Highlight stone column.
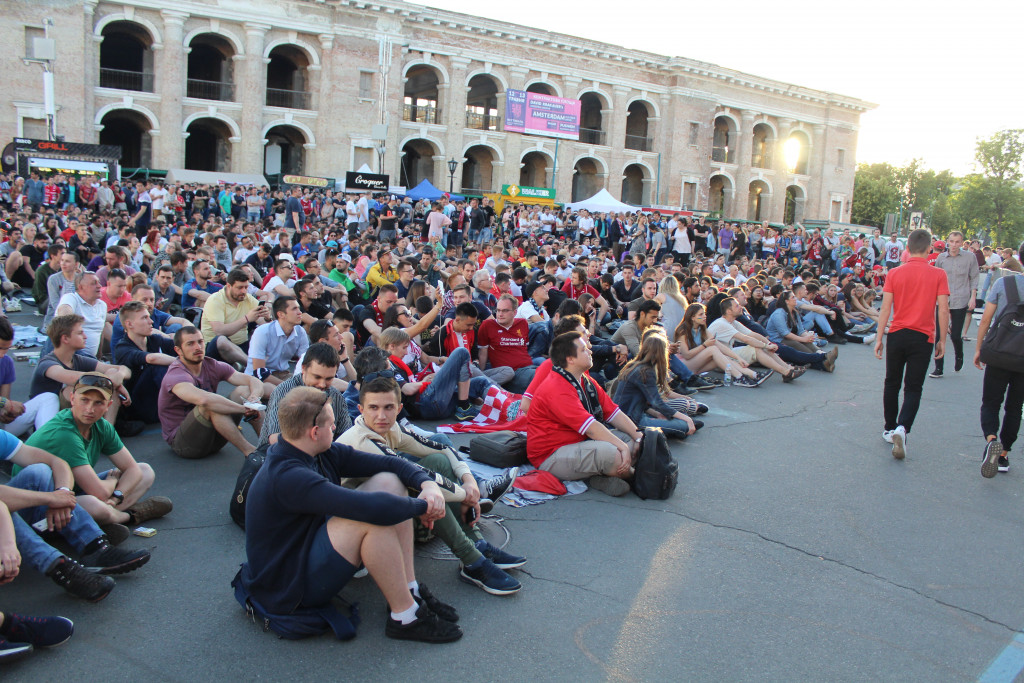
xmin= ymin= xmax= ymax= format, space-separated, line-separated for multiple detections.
xmin=502 ymin=66 xmax=530 ymax=188
xmin=154 ymin=11 xmax=187 ymax=169
xmin=83 ymin=0 xmax=99 ymax=143
xmin=773 ymin=117 xmax=795 ymax=222
xmin=733 ymin=110 xmax=755 ymax=220
xmin=808 ymin=123 xmax=827 ymax=219
xmin=446 ymin=57 xmax=471 ymax=167
xmin=240 ymin=23 xmax=270 ymax=173
xmin=310 ymin=33 xmax=335 ymax=176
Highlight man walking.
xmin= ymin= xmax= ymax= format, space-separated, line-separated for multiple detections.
xmin=929 ymin=231 xmax=978 ymax=377
xmin=874 ymin=229 xmax=951 ymax=460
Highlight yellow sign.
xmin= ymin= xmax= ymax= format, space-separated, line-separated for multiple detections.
xmin=283 ymin=175 xmax=330 ymax=188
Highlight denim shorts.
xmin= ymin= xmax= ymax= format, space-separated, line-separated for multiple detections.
xmin=300 ymin=521 xmax=360 ymax=607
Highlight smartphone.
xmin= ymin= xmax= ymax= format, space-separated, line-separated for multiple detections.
xmin=464 ymin=506 xmax=477 ymax=525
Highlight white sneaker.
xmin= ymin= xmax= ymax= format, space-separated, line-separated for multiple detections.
xmin=891 ymin=425 xmax=907 ymax=460
xmin=882 ymin=429 xmax=894 ymax=443
xmin=861 ymin=333 xmax=877 ymax=345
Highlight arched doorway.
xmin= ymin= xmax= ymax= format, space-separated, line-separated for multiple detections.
xmin=526 ymin=82 xmax=554 ymax=96
xmin=185 ymin=118 xmax=232 ymax=172
xmin=187 ymin=33 xmax=235 ymax=101
xmin=99 ymin=110 xmax=151 ymax=168
xmin=264 ymin=125 xmax=307 ymax=177
xmin=404 ymin=66 xmax=442 ymax=124
xmin=99 ymin=21 xmax=154 ymax=92
xmin=461 ymin=146 xmax=495 ymax=195
xmin=784 ymin=131 xmax=811 ymax=175
xmin=621 ymin=164 xmax=648 ymax=206
xmin=400 ymin=139 xmax=438 ymax=189
xmin=751 ymin=123 xmax=773 ymax=169
xmin=712 ymin=116 xmax=737 ymax=163
xmin=709 ymin=174 xmax=732 ymax=215
xmin=748 ymin=180 xmax=770 ymax=221
xmin=625 ymin=101 xmax=653 ymax=151
xmin=579 ymin=92 xmax=606 ymax=146
xmin=519 ymin=151 xmax=550 ymax=188
xmin=572 ymin=158 xmax=603 ymax=203
xmin=266 ymin=45 xmax=311 ymax=109
xmin=785 ymin=185 xmax=805 ymax=224
xmin=466 ymin=74 xmax=500 ymax=131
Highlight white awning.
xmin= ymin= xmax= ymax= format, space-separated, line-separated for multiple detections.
xmin=29 ymin=157 xmax=109 ymax=174
xmin=164 ymin=169 xmax=269 ymax=186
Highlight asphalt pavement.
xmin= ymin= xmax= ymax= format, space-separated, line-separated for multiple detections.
xmin=2 ymin=309 xmax=1022 ymax=682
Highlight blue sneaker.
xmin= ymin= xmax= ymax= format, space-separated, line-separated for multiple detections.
xmin=459 ymin=557 xmax=521 ymax=595
xmin=455 ymin=404 xmax=480 ymax=421
xmin=4 ymin=614 xmax=74 ymax=649
xmin=0 ymin=637 xmax=32 ymax=663
xmin=475 ymin=539 xmax=527 ymax=570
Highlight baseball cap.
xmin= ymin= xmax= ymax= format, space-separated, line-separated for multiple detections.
xmin=340 ymin=252 xmax=353 ymax=263
xmin=933 ymin=240 xmax=946 ymax=250
xmin=326 ymin=240 xmax=339 ymax=248
xmin=840 ymin=268 xmax=854 ymax=277
xmin=74 ymin=372 xmax=114 ymax=400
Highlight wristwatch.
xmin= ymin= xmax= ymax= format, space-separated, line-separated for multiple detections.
xmin=112 ymin=490 xmax=125 ymax=504
xmin=56 ymin=486 xmax=72 ymax=493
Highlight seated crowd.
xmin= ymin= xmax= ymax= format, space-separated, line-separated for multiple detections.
xmin=0 ymin=185 xmax=890 ymax=653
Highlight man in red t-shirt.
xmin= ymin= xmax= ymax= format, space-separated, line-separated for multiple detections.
xmin=874 ymin=229 xmax=950 ymax=460
xmin=477 ymin=294 xmax=536 ymax=394
xmin=525 ymin=332 xmax=643 ymax=496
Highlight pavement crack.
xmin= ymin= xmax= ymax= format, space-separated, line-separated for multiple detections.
xmin=572 ymin=497 xmax=1020 ymax=634
xmin=518 ymin=568 xmax=621 ymax=601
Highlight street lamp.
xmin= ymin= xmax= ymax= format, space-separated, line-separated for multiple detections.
xmin=447 ymin=158 xmax=458 ymax=193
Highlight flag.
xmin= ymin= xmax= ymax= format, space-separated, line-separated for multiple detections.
xmin=436 ymin=385 xmax=527 ymax=434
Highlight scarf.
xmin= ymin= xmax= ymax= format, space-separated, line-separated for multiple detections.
xmin=551 ymin=364 xmax=603 ymax=423
xmin=371 ymin=300 xmax=385 ymax=327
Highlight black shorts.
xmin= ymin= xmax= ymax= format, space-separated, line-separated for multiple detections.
xmin=205 ymin=335 xmax=249 ymax=361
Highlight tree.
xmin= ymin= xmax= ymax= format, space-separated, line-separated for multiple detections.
xmin=973 ymin=129 xmax=1024 ymax=246
xmin=851 ymin=162 xmax=900 ymax=227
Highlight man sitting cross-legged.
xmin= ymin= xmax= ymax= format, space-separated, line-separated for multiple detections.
xmin=25 ymin=372 xmax=172 ymax=528
xmin=336 ymin=377 xmax=522 ymax=595
xmin=1 ymin=430 xmax=151 ymax=603
xmin=235 ymin=386 xmax=463 ymax=643
xmin=113 ymin=301 xmax=176 ymax=425
xmin=158 ymin=326 xmax=266 ymax=459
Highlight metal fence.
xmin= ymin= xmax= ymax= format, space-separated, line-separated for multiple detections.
xmin=465 ymin=111 xmax=499 ymax=131
xmin=99 ymin=68 xmax=154 ymax=92
xmin=186 ymin=78 xmax=235 ymax=102
xmin=266 ymin=88 xmax=312 ymax=109
xmin=404 ymin=104 xmax=440 ymax=124
xmin=579 ymin=128 xmax=607 ymax=146
xmin=625 ymin=134 xmax=653 ymax=152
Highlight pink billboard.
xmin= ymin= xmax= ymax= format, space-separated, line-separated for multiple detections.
xmin=504 ymin=89 xmax=581 ymax=140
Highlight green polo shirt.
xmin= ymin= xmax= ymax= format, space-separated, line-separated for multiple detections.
xmin=22 ymin=409 xmax=123 ymax=474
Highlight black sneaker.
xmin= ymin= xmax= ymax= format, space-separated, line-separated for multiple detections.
xmin=80 ymin=543 xmax=151 ymax=576
xmin=687 ymin=376 xmax=717 ymax=391
xmin=459 ymin=557 xmax=522 ymax=595
xmin=928 ymin=369 xmax=943 ymax=378
xmin=954 ymin=355 xmax=964 ymax=372
xmin=694 ymin=403 xmax=709 ymax=415
xmin=385 ymin=605 xmax=463 ymax=643
xmin=480 ymin=468 xmax=518 ymax=509
xmin=697 ymin=373 xmax=724 ymax=387
xmin=999 ymin=456 xmax=1010 ymax=473
xmin=0 ymin=637 xmax=32 ymax=663
xmin=475 ymin=539 xmax=527 ymax=569
xmin=46 ymin=557 xmax=115 ymax=602
xmin=415 ymin=583 xmax=458 ymax=623
xmin=4 ymin=614 xmax=74 ymax=649
xmin=982 ymin=440 xmax=1003 ymax=479
xmin=734 ymin=375 xmax=759 ymax=388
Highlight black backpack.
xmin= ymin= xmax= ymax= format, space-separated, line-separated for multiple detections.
xmin=230 ymin=444 xmax=270 ymax=529
xmin=469 ymin=431 xmax=528 ymax=469
xmin=980 ymin=276 xmax=1024 ymax=374
xmin=630 ymin=427 xmax=678 ymax=500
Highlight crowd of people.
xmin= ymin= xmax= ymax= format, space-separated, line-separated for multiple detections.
xmin=0 ymin=170 xmax=1018 ymax=653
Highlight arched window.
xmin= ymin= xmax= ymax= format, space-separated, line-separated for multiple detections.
xmin=625 ymin=101 xmax=653 ymax=151
xmin=751 ymin=123 xmax=773 ymax=169
xmin=712 ymin=116 xmax=737 ymax=163
xmin=264 ymin=126 xmax=307 ymax=177
xmin=404 ymin=66 xmax=442 ymax=124
xmin=519 ymin=152 xmax=550 ymax=188
xmin=579 ymin=93 xmax=606 ymax=146
xmin=266 ymin=45 xmax=311 ymax=109
xmin=572 ymin=158 xmax=603 ymax=202
xmin=99 ymin=21 xmax=154 ymax=92
xmin=400 ymin=139 xmax=439 ymax=188
xmin=187 ymin=34 xmax=235 ymax=101
xmin=466 ymin=75 xmax=500 ymax=131
xmin=99 ymin=110 xmax=151 ymax=168
xmin=461 ymin=146 xmax=496 ymax=194
xmin=185 ymin=119 xmax=233 ymax=172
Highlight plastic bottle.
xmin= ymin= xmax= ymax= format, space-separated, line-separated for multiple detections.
xmin=723 ymin=363 xmax=733 ymax=386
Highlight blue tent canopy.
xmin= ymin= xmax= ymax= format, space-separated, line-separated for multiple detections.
xmin=404 ymin=179 xmax=464 ymax=202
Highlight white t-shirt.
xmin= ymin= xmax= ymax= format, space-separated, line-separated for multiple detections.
xmin=57 ymin=293 xmax=107 ymax=357
xmin=884 ymin=241 xmax=902 ymax=262
xmin=149 ymin=187 xmax=167 ymax=212
xmin=346 ymin=200 xmax=358 ymax=223
xmin=516 ymin=299 xmax=549 ymax=322
xmin=577 ymin=216 xmax=595 ymax=237
xmin=673 ymin=226 xmax=691 ymax=254
xmin=708 ymin=317 xmax=752 ymax=348
xmin=263 ymin=276 xmax=296 ymax=299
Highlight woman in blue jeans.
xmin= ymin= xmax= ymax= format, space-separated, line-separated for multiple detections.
xmin=611 ymin=332 xmax=698 ymax=440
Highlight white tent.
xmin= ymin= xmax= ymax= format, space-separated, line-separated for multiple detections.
xmin=566 ymin=188 xmax=638 ymax=213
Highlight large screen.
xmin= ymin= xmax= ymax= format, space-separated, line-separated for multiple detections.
xmin=505 ymin=90 xmax=581 ymax=141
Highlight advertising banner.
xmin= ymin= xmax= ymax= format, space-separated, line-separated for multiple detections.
xmin=501 ymin=184 xmax=556 ymax=200
xmin=504 ymin=90 xmax=581 ymax=140
xmin=345 ymin=171 xmax=389 ymax=193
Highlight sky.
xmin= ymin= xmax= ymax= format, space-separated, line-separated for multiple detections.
xmin=410 ymin=0 xmax=1022 ymax=175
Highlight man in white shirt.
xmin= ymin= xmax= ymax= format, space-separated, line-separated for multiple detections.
xmin=577 ymin=210 xmax=595 ymax=240
xmin=356 ymin=193 xmax=370 ymax=232
xmin=55 ymin=272 xmax=108 ymax=358
xmin=149 ymin=182 xmax=167 ymax=216
xmin=345 ymin=194 xmax=359 ymax=234
xmin=708 ymin=296 xmax=801 ymax=382
xmin=262 ymin=259 xmax=297 ymax=301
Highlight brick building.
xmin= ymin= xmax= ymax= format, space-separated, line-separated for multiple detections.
xmin=3 ymin=0 xmax=875 ymax=222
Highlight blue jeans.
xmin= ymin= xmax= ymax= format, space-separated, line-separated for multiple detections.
xmin=417 ymin=348 xmax=492 ymax=419
xmin=9 ymin=463 xmax=103 ymax=573
xmin=527 ymin=322 xmax=551 ymax=359
xmin=668 ymin=355 xmax=694 ymax=382
xmin=775 ymin=344 xmax=826 ymax=370
xmin=506 ymin=366 xmax=536 ymax=394
xmin=478 ymin=227 xmax=493 ymax=244
xmin=639 ymin=415 xmax=691 ymax=440
xmin=802 ymin=311 xmax=834 ymax=336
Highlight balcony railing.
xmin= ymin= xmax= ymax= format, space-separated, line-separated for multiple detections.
xmin=579 ymin=128 xmax=607 ymax=146
xmin=266 ymin=88 xmax=312 ymax=109
xmin=99 ymin=68 xmax=154 ymax=92
xmin=187 ymin=78 xmax=235 ymax=102
xmin=711 ymin=146 xmax=735 ymax=163
xmin=404 ymin=103 xmax=440 ymax=124
xmin=751 ymin=151 xmax=773 ymax=169
xmin=625 ymin=134 xmax=653 ymax=152
xmin=465 ymin=111 xmax=499 ymax=131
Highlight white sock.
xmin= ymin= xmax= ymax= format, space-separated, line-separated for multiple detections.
xmin=408 ymin=580 xmax=420 ymax=598
xmin=391 ymin=603 xmax=419 ymax=625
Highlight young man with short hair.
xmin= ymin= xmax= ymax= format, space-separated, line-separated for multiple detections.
xmin=477 ymin=294 xmax=536 ymax=394
xmin=337 ymin=376 xmax=522 ymax=594
xmin=873 ymin=228 xmax=950 ymax=459
xmin=158 ymin=326 xmax=266 ymax=458
xmin=112 ymin=301 xmax=176 ymax=424
xmin=245 ymin=296 xmax=310 ymax=387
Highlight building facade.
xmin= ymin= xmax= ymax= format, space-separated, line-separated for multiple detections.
xmin=3 ymin=0 xmax=875 ymax=223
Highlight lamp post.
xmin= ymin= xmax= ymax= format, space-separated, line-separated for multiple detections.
xmin=447 ymin=158 xmax=458 ymax=193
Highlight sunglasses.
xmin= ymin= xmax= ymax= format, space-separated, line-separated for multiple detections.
xmin=75 ymin=374 xmax=113 ymax=393
xmin=362 ymin=369 xmax=396 ymax=383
